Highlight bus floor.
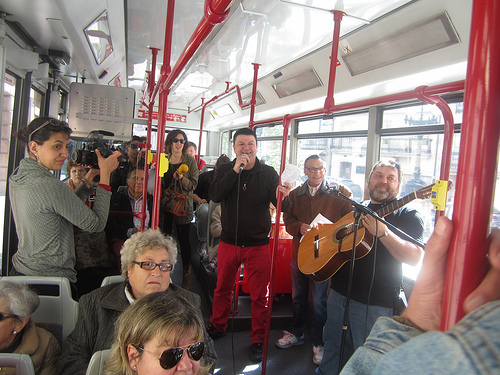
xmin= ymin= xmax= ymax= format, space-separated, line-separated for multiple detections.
xmin=188 ymin=266 xmax=319 ymax=375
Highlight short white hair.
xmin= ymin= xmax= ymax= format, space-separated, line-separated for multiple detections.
xmin=120 ymin=229 xmax=177 ymax=277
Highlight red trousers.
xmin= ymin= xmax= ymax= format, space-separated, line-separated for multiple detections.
xmin=210 ymin=240 xmax=270 ymax=343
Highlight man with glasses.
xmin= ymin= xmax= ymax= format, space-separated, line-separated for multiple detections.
xmin=276 ymin=155 xmax=353 ymax=366
xmin=106 ymin=168 xmax=152 ymax=264
xmin=110 ymin=135 xmax=146 ymax=192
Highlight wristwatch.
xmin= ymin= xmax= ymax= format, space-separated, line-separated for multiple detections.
xmin=379 ymin=230 xmax=389 ymax=238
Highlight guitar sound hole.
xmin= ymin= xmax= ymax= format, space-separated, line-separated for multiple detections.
xmin=336 ymin=227 xmax=349 ymax=241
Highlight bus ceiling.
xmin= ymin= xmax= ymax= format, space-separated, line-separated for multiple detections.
xmin=0 ymin=0 xmax=471 ymax=131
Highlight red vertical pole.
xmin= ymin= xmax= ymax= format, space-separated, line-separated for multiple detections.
xmin=151 ymin=0 xmax=176 ymax=229
xmin=261 ymin=115 xmax=290 ymax=375
xmin=324 ymin=10 xmax=344 ymax=112
xmin=441 ymin=0 xmax=500 ymax=330
xmin=249 ymin=63 xmax=261 ymax=126
xmin=141 ymin=47 xmax=159 ymax=231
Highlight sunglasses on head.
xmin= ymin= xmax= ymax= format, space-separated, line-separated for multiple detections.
xmin=136 ymin=341 xmax=204 ymax=370
xmin=28 ymin=119 xmax=69 ymax=143
xmin=0 ymin=312 xmax=17 ymax=322
xmin=172 ymin=138 xmax=185 ymax=144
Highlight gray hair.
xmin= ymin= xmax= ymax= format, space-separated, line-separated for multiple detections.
xmin=120 ymin=229 xmax=178 ymax=277
xmin=0 ymin=280 xmax=40 ymax=320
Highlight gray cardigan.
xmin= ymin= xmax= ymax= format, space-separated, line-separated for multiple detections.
xmin=9 ymin=158 xmax=111 ymax=282
xmin=57 ymin=282 xmax=217 ymax=375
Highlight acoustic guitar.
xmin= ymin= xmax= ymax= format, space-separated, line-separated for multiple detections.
xmin=298 ymin=182 xmax=451 ymax=282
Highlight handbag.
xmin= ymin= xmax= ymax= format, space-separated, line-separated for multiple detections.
xmin=161 ymin=178 xmax=188 ymax=217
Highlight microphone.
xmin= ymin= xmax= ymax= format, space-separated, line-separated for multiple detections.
xmin=178 ymin=164 xmax=189 ymax=175
xmin=239 ymin=163 xmax=245 ymax=173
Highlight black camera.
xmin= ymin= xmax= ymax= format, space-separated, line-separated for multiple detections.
xmin=71 ymin=131 xmax=128 ymax=169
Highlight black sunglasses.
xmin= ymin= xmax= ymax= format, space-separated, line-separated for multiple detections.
xmin=172 ymin=138 xmax=185 ymax=144
xmin=131 ymin=261 xmax=173 ymax=272
xmin=137 ymin=341 xmax=204 ymax=370
xmin=28 ymin=119 xmax=69 ymax=143
xmin=0 ymin=312 xmax=17 ymax=322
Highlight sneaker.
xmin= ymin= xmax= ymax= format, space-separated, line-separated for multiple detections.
xmin=207 ymin=322 xmax=226 ymax=340
xmin=312 ymin=345 xmax=324 ymax=365
xmin=198 ymin=242 xmax=207 ymax=257
xmin=275 ymin=330 xmax=305 ymax=348
xmin=250 ymin=342 xmax=263 ymax=362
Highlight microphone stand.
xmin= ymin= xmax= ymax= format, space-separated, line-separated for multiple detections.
xmin=332 ymin=189 xmax=425 ymax=373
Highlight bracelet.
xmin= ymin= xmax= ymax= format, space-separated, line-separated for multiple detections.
xmin=378 ymin=230 xmax=389 ymax=238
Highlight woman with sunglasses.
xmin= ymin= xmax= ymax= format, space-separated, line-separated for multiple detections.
xmin=106 ymin=292 xmax=208 ymax=375
xmin=8 ymin=117 xmax=120 ymax=290
xmin=58 ymin=229 xmax=216 ymax=375
xmin=162 ymin=130 xmax=199 ymax=289
xmin=0 ymin=280 xmax=60 ymax=375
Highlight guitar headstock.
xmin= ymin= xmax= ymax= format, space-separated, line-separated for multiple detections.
xmin=416 ymin=180 xmax=453 ymax=199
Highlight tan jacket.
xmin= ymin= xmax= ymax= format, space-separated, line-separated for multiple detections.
xmin=1 ymin=320 xmax=61 ymax=375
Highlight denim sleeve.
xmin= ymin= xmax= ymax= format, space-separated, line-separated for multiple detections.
xmin=341 ymin=302 xmax=500 ymax=375
xmin=340 ymin=316 xmax=422 ymax=374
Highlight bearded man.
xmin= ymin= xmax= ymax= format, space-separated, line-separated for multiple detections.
xmin=318 ymin=159 xmax=424 ymax=375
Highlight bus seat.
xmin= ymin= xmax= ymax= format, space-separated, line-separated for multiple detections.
xmin=206 ymin=201 xmax=220 ymax=260
xmin=100 ymin=275 xmax=125 ymax=287
xmin=85 ymin=349 xmax=111 ymax=375
xmin=0 ymin=353 xmax=35 ymax=375
xmin=0 ymin=276 xmax=78 ymax=347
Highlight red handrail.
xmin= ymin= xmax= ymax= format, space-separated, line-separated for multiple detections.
xmin=441 ymin=0 xmax=500 ymax=330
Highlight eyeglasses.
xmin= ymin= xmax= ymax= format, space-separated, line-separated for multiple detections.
xmin=136 ymin=341 xmax=204 ymax=370
xmin=305 ymin=167 xmax=325 ymax=173
xmin=172 ymin=138 xmax=186 ymax=144
xmin=0 ymin=312 xmax=17 ymax=322
xmin=131 ymin=261 xmax=173 ymax=272
xmin=28 ymin=119 xmax=68 ymax=143
xmin=129 ymin=176 xmax=145 ymax=182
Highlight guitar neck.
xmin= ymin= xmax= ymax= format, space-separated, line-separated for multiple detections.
xmin=377 ymin=192 xmax=417 ymax=218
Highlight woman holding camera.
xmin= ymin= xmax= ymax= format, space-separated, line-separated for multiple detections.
xmin=8 ymin=117 xmax=120 ymax=294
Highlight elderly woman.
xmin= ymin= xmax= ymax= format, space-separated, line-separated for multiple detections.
xmin=57 ymin=229 xmax=216 ymax=375
xmin=0 ymin=280 xmax=60 ymax=375
xmin=106 ymin=292 xmax=209 ymax=375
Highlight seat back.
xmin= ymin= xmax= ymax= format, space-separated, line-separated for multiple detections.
xmin=0 ymin=276 xmax=78 ymax=346
xmin=100 ymin=275 xmax=125 ymax=287
xmin=85 ymin=349 xmax=111 ymax=375
xmin=206 ymin=201 xmax=221 ymax=258
xmin=0 ymin=353 xmax=36 ymax=375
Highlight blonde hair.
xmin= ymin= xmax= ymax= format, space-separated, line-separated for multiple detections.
xmin=105 ymin=292 xmax=208 ymax=375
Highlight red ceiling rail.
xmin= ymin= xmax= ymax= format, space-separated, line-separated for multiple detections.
xmin=441 ymin=0 xmax=500 ymax=330
xmin=148 ymin=0 xmax=232 ymax=106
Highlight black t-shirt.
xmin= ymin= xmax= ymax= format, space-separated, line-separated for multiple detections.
xmin=330 ymin=201 xmax=424 ymax=308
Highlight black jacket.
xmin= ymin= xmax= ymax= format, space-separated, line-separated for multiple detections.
xmin=210 ymin=158 xmax=290 ymax=247
xmin=105 ymin=189 xmax=153 ymax=241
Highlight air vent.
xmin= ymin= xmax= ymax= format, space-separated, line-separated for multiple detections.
xmin=272 ymin=68 xmax=323 ymax=99
xmin=343 ymin=12 xmax=460 ymax=76
xmin=243 ymin=91 xmax=266 ymax=106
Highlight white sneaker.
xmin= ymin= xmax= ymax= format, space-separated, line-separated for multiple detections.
xmin=275 ymin=331 xmax=305 ymax=349
xmin=313 ymin=345 xmax=324 ymax=365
